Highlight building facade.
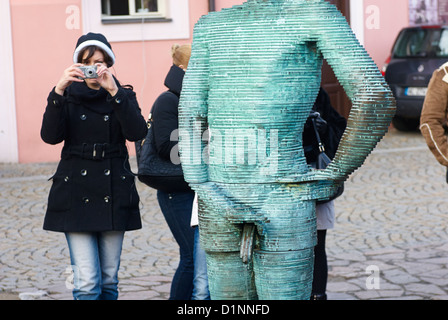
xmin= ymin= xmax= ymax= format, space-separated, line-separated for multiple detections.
xmin=1 ymin=0 xmax=410 ymax=163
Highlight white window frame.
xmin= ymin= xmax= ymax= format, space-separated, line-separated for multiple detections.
xmin=82 ymin=0 xmax=190 ymax=42
xmin=102 ymin=0 xmax=168 ymax=22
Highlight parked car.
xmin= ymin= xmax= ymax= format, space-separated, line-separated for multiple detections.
xmin=383 ymin=25 xmax=448 ymax=131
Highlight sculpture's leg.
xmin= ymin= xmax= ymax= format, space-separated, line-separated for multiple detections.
xmin=197 ymin=193 xmax=258 ymax=300
xmin=253 ymin=248 xmax=314 ymax=300
xmin=254 ymin=188 xmax=317 ymax=300
xmin=205 ymin=251 xmax=258 ymax=300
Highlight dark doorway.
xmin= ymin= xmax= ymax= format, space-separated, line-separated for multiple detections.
xmin=322 ymin=0 xmax=352 ymax=118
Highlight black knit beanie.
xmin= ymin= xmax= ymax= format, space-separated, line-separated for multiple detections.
xmin=73 ymin=33 xmax=116 ymax=67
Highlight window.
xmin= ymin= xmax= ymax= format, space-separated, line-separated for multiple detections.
xmin=82 ymin=0 xmax=190 ymax=42
xmin=439 ymin=30 xmax=448 ymax=56
xmin=101 ymin=0 xmax=168 ymax=23
xmin=393 ymin=27 xmax=448 ymax=58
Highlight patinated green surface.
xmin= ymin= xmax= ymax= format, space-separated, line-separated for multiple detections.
xmin=179 ymin=0 xmax=396 ymax=300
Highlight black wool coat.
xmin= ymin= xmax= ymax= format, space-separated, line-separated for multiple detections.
xmin=150 ymin=64 xmax=192 ymax=193
xmin=41 ymin=80 xmax=148 ymax=232
xmin=303 ymin=88 xmax=347 ymax=163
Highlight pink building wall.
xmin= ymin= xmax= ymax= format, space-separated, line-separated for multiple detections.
xmin=11 ymin=0 xmax=82 ymax=163
xmin=363 ymin=0 xmax=409 ymax=70
xmin=10 ymin=0 xmax=208 ymax=163
xmin=7 ymin=0 xmax=410 ymax=163
xmin=215 ymin=0 xmax=244 ymax=9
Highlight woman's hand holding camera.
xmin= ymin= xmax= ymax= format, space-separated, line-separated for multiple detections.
xmin=95 ymin=64 xmax=118 ymax=97
xmin=55 ymin=64 xmax=85 ymax=96
xmin=55 ymin=63 xmax=118 ymax=97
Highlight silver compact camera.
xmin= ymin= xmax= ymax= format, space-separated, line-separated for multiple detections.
xmin=78 ymin=65 xmax=98 ymax=79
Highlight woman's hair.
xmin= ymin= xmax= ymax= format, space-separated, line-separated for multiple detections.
xmin=77 ymin=46 xmax=114 ymax=68
xmin=171 ymin=44 xmax=192 ymax=68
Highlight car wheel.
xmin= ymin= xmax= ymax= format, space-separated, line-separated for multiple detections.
xmin=392 ymin=116 xmax=420 ymax=131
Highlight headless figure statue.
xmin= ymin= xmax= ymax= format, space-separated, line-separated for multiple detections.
xmin=179 ymin=0 xmax=395 ymax=300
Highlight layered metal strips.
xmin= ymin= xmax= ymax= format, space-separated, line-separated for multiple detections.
xmin=179 ymin=0 xmax=396 ymax=300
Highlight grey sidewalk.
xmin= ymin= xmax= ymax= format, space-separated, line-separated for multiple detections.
xmin=1 ymin=128 xmax=448 ymax=300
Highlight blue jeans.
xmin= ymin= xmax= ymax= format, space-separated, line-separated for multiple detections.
xmin=65 ymin=231 xmax=124 ymax=300
xmin=192 ymin=226 xmax=210 ymax=300
xmin=157 ymin=190 xmax=195 ymax=300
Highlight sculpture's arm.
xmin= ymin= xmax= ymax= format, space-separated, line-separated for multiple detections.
xmin=308 ymin=1 xmax=396 ymax=181
xmin=179 ymin=17 xmax=210 ymax=185
xmin=179 ymin=16 xmax=265 ymax=222
xmin=178 ymin=16 xmax=250 ymax=216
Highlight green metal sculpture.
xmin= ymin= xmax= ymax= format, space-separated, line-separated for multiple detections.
xmin=179 ymin=0 xmax=395 ymax=300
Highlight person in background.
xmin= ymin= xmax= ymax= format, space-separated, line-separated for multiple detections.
xmin=420 ymin=62 xmax=448 ymax=173
xmin=41 ymin=32 xmax=147 ymax=300
xmin=303 ymin=88 xmax=347 ymax=300
xmin=151 ymin=44 xmax=196 ymax=300
xmin=190 ymin=195 xmax=210 ymax=300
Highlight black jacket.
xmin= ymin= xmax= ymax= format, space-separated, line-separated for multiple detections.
xmin=41 ymin=80 xmax=147 ymax=232
xmin=303 ymin=88 xmax=347 ymax=163
xmin=150 ymin=65 xmax=192 ymax=193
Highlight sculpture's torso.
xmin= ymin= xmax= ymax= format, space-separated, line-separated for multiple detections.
xmin=200 ymin=3 xmax=323 ymax=183
xmin=178 ymin=0 xmax=396 ymax=300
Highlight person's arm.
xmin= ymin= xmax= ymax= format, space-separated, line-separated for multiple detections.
xmin=179 ymin=16 xmax=260 ymax=219
xmin=108 ymin=86 xmax=148 ymax=142
xmin=95 ymin=65 xmax=147 ymax=142
xmin=41 ymin=64 xmax=85 ymax=144
xmin=41 ymin=88 xmax=68 ymax=145
xmin=420 ymin=67 xmax=448 ymax=167
xmin=308 ymin=1 xmax=396 ymax=181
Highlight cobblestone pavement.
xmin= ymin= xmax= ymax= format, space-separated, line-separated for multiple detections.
xmin=1 ymin=128 xmax=448 ymax=300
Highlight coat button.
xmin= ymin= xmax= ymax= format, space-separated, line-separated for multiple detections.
xmin=104 ymin=115 xmax=110 ymax=122
xmin=104 ymin=196 xmax=111 ymax=203
xmin=83 ymin=197 xmax=90 ymax=204
xmin=104 ymin=169 xmax=111 ymax=176
xmin=81 ymin=169 xmax=87 ymax=176
xmin=80 ymin=114 xmax=87 ymax=121
xmin=64 ymin=176 xmax=69 ymax=182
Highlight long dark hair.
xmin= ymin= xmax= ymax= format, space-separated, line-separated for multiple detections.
xmin=77 ymin=46 xmax=114 ymax=68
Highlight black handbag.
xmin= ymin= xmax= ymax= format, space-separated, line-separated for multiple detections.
xmin=135 ymin=112 xmax=185 ymax=191
xmin=311 ymin=115 xmax=344 ymax=204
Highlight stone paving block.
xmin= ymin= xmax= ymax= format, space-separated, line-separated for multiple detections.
xmin=405 ymin=283 xmax=446 ymax=296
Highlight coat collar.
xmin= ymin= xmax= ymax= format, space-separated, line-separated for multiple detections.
xmin=164 ymin=64 xmax=185 ymax=97
xmin=67 ymin=77 xmax=121 ymax=114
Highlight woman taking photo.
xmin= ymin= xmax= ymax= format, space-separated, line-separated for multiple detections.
xmin=41 ymin=33 xmax=147 ymax=300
